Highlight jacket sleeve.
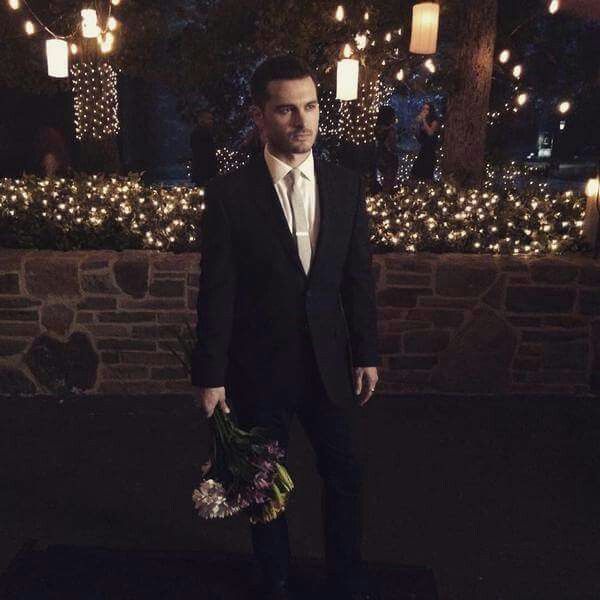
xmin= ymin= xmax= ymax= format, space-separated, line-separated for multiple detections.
xmin=339 ymin=175 xmax=381 ymax=368
xmin=190 ymin=180 xmax=236 ymax=387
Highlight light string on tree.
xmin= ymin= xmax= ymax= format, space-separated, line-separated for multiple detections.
xmin=71 ymin=61 xmax=120 ymax=141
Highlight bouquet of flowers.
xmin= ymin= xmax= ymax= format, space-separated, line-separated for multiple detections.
xmin=166 ymin=320 xmax=295 ymax=524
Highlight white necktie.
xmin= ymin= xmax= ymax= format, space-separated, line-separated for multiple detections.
xmin=287 ymin=168 xmax=312 ymax=274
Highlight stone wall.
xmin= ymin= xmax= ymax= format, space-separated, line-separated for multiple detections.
xmin=1 ymin=249 xmax=599 ymax=397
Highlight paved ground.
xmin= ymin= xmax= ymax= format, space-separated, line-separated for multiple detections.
xmin=1 ymin=393 xmax=599 ymax=599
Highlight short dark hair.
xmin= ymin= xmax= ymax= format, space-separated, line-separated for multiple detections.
xmin=250 ymin=55 xmax=317 ymax=108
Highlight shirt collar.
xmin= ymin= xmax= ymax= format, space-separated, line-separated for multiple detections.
xmin=264 ymin=143 xmax=315 ymax=184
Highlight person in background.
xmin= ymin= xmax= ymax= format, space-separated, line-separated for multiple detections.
xmin=33 ymin=126 xmax=71 ymax=177
xmin=373 ymin=105 xmax=399 ymax=192
xmin=410 ymin=101 xmax=440 ymax=182
xmin=190 ymin=110 xmax=218 ymax=186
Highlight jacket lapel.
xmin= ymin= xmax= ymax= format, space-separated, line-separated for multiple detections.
xmin=247 ymin=153 xmax=334 ymax=283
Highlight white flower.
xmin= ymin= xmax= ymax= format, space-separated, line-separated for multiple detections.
xmin=192 ymin=479 xmax=241 ymax=519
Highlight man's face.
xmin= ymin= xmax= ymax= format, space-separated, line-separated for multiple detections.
xmin=252 ymin=76 xmax=319 ymax=155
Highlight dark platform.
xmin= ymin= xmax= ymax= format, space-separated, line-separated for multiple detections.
xmin=0 ymin=540 xmax=438 ymax=600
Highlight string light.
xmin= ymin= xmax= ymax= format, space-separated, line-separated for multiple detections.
xmin=396 ymin=68 xmax=404 ymax=81
xmin=512 ymin=64 xmax=522 ymax=78
xmin=335 ymin=4 xmax=344 ymax=21
xmin=107 ymin=16 xmax=118 ymax=31
xmin=110 ymin=0 xmax=121 ymax=5
xmin=24 ymin=19 xmax=35 ymax=35
xmin=70 ymin=43 xmax=78 ymax=55
xmin=71 ymin=61 xmax=120 ymax=141
xmin=8 ymin=0 xmax=20 ymax=10
xmin=0 ymin=174 xmax=204 ymax=251
xmin=516 ymin=92 xmax=528 ymax=106
xmin=558 ymin=100 xmax=571 ymax=114
xmin=498 ymin=49 xmax=510 ymax=63
xmin=364 ymin=10 xmax=369 ymax=21
xmin=424 ymin=58 xmax=436 ymax=73
xmin=548 ymin=0 xmax=560 ymax=14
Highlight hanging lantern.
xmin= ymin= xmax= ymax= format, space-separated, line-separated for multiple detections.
xmin=336 ymin=44 xmax=359 ymax=101
xmin=81 ymin=8 xmax=100 ymax=38
xmin=409 ymin=2 xmax=439 ymax=55
xmin=46 ymin=38 xmax=69 ymax=78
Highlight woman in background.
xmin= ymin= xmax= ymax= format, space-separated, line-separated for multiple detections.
xmin=373 ymin=105 xmax=399 ymax=192
xmin=410 ymin=101 xmax=440 ymax=181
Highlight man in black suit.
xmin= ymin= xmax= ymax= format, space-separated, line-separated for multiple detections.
xmin=191 ymin=55 xmax=380 ymax=600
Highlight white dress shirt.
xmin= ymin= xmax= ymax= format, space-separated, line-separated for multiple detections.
xmin=263 ymin=144 xmax=320 ymax=253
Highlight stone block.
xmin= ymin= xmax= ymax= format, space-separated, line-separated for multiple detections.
xmin=506 ymin=286 xmax=575 ymax=313
xmin=81 ymin=258 xmax=110 ymax=270
xmin=96 ymin=338 xmax=156 ymax=351
xmin=77 ymin=297 xmax=117 ymax=310
xmin=579 ymin=289 xmax=600 ymax=315
xmin=24 ymin=258 xmax=79 ymax=297
xmin=377 ymin=334 xmax=402 ymax=355
xmin=0 ymin=367 xmax=36 ymax=395
xmin=100 ymin=365 xmax=149 ymax=380
xmin=151 ymin=366 xmax=188 ymax=380
xmin=542 ymin=341 xmax=588 ymax=370
xmin=114 ymin=256 xmax=149 ymax=298
xmin=403 ymin=330 xmax=450 ymax=354
xmin=385 ymin=273 xmax=431 ymax=286
xmin=377 ymin=287 xmax=431 ymax=308
xmin=0 ymin=274 xmax=20 ymax=294
xmin=389 ymin=355 xmax=438 ymax=369
xmin=81 ymin=272 xmax=120 ymax=294
xmin=119 ymin=298 xmax=185 ymax=310
xmin=97 ymin=311 xmax=156 ymax=323
xmin=530 ymin=258 xmax=578 ymax=284
xmin=430 ymin=307 xmax=517 ymax=393
xmin=0 ymin=297 xmax=41 ymax=309
xmin=435 ymin=260 xmax=498 ymax=297
xmin=24 ymin=331 xmax=98 ymax=393
xmin=0 ymin=338 xmax=29 ymax=356
xmin=41 ymin=304 xmax=74 ymax=336
xmin=406 ymin=308 xmax=464 ymax=328
xmin=149 ymin=280 xmax=185 ymax=297
xmin=0 ymin=322 xmax=40 ymax=336
xmin=0 ymin=310 xmax=38 ymax=321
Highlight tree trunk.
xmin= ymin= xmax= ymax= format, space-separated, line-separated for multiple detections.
xmin=442 ymin=0 xmax=498 ymax=187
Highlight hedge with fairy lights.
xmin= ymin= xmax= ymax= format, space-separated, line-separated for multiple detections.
xmin=0 ymin=172 xmax=588 ymax=255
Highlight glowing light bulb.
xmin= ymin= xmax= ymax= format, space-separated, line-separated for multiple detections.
xmin=512 ymin=64 xmax=522 ymax=79
xmin=343 ymin=43 xmax=352 ymax=58
xmin=424 ymin=58 xmax=435 ymax=73
xmin=558 ymin=100 xmax=571 ymax=114
xmin=548 ymin=0 xmax=559 ymax=14
xmin=396 ymin=68 xmax=404 ymax=81
xmin=24 ymin=20 xmax=35 ymax=35
xmin=335 ymin=5 xmax=345 ymax=21
xmin=8 ymin=0 xmax=20 ymax=10
xmin=499 ymin=49 xmax=510 ymax=63
xmin=516 ymin=92 xmax=528 ymax=106
xmin=364 ymin=10 xmax=369 ymax=21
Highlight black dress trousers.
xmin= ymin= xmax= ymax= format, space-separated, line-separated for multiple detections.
xmin=228 ymin=330 xmax=368 ymax=594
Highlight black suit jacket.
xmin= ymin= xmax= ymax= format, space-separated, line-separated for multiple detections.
xmin=190 ymin=153 xmax=380 ymax=409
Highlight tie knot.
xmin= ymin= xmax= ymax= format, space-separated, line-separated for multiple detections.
xmin=289 ymin=168 xmax=302 ymax=188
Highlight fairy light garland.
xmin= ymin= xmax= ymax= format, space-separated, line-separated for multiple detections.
xmin=1 ymin=166 xmax=586 ymax=255
xmin=0 ymin=173 xmax=204 ymax=251
xmin=71 ymin=61 xmax=120 ymax=141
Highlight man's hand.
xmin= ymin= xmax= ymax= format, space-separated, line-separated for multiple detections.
xmin=353 ymin=366 xmax=379 ymax=407
xmin=196 ymin=386 xmax=231 ymax=418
